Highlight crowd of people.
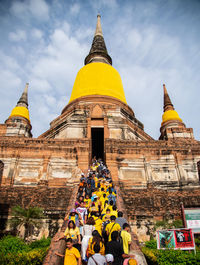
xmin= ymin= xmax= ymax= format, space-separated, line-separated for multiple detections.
xmin=55 ymin=158 xmax=137 ymax=265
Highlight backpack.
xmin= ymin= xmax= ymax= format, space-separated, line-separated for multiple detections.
xmin=102 ymin=220 xmax=110 ymax=244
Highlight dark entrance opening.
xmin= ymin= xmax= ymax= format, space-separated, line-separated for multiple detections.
xmin=197 ymin=161 xmax=200 ymax=182
xmin=0 ymin=161 xmax=4 ymax=187
xmin=92 ymin=128 xmax=104 ymax=161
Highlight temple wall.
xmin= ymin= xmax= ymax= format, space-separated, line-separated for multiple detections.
xmin=119 ymin=186 xmax=200 ymax=242
xmin=106 ymin=139 xmax=200 ymax=241
xmin=54 ymin=126 xmax=84 ymax=139
xmin=106 ymin=139 xmax=200 ymax=187
xmin=0 ymin=186 xmax=75 ymax=238
xmin=0 ymin=137 xmax=90 ymax=186
xmin=0 ymin=124 xmax=7 ymax=136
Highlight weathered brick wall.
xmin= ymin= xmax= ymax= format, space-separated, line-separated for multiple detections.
xmin=120 ymin=185 xmax=200 ymax=241
xmin=0 ymin=137 xmax=90 ymax=186
xmin=106 ymin=139 xmax=200 ymax=187
xmin=43 ymin=186 xmax=79 ymax=265
xmin=0 ymin=185 xmax=74 ymax=237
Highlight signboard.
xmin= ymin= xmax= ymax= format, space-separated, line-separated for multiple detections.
xmin=184 ymin=208 xmax=200 ymax=233
xmin=157 ymin=228 xmax=195 ymax=250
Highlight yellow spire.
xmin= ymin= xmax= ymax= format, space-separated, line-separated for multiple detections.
xmin=161 ymin=84 xmax=182 ymax=125
xmin=9 ymin=83 xmax=30 ymax=121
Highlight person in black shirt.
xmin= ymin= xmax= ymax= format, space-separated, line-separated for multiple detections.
xmin=106 ymin=231 xmax=135 ymax=265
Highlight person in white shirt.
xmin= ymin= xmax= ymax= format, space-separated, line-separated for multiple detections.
xmin=76 ymin=201 xmax=88 ymax=223
xmin=88 ymin=243 xmax=106 ymax=265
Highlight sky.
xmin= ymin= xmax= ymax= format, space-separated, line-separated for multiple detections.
xmin=0 ymin=0 xmax=199 ymax=140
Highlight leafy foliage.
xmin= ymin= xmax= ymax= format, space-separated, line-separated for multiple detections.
xmin=157 ymin=249 xmax=200 ymax=265
xmin=195 ymin=237 xmax=200 ymax=249
xmin=0 ymin=248 xmax=48 ymax=265
xmin=142 ymin=238 xmax=200 ymax=265
xmin=29 ymin=237 xmax=51 ymax=249
xmin=142 ymin=247 xmax=158 ymax=265
xmin=0 ymin=235 xmax=29 ymax=255
xmin=145 ymin=239 xmax=157 ymax=249
xmin=0 ymin=236 xmax=50 ymax=265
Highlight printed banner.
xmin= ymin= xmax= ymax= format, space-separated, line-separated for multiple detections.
xmin=184 ymin=208 xmax=200 ymax=233
xmin=157 ymin=228 xmax=195 ymax=250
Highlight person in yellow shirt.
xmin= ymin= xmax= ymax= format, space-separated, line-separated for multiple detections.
xmin=55 ymin=220 xmax=81 ymax=252
xmin=100 ymin=180 xmax=107 ymax=190
xmin=88 ymin=202 xmax=98 ymax=216
xmin=56 ymin=220 xmax=81 ymax=244
xmin=102 ymin=200 xmax=108 ymax=213
xmin=105 ymin=215 xmax=121 ymax=241
xmin=121 ymin=223 xmax=132 ymax=254
xmin=102 ymin=209 xmax=111 ymax=222
xmin=94 ymin=212 xmax=103 ymax=236
xmin=99 ymin=193 xmax=107 ymax=209
xmin=84 ymin=194 xmax=91 ymax=209
xmin=110 ymin=205 xmax=118 ymax=218
xmin=96 ymin=188 xmax=103 ymax=198
xmin=94 ymin=176 xmax=99 ymax=188
xmin=55 ymin=238 xmax=81 ymax=265
xmin=91 ymin=164 xmax=96 ymax=171
xmin=88 ymin=230 xmax=105 ymax=257
xmin=102 ymin=200 xmax=112 ymax=215
xmin=107 ymin=201 xmax=113 ymax=212
xmin=93 ymin=197 xmax=100 ymax=212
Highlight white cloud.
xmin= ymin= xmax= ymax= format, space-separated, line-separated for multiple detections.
xmin=9 ymin=29 xmax=27 ymax=42
xmin=70 ymin=3 xmax=80 ymax=15
xmin=75 ymin=27 xmax=93 ymax=41
xmin=29 ymin=0 xmax=49 ymax=20
xmin=90 ymin=0 xmax=118 ymax=10
xmin=29 ymin=26 xmax=87 ymax=93
xmin=31 ymin=28 xmax=43 ymax=39
xmin=29 ymin=78 xmax=52 ymax=92
xmin=10 ymin=0 xmax=49 ymax=21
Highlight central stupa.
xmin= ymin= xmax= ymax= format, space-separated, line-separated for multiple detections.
xmin=40 ymin=15 xmax=152 ymax=161
xmin=69 ymin=15 xmax=126 ymax=104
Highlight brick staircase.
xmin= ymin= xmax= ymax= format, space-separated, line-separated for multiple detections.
xmin=43 ymin=177 xmax=147 ymax=265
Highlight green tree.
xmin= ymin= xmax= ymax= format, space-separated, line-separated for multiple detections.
xmin=9 ymin=206 xmax=45 ymax=241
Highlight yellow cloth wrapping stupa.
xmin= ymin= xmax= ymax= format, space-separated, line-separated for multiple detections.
xmin=161 ymin=84 xmax=182 ymax=125
xmin=162 ymin=110 xmax=182 ymax=124
xmin=10 ymin=106 xmax=30 ymax=121
xmin=69 ymin=62 xmax=127 ymax=104
xmin=9 ymin=83 xmax=30 ymax=122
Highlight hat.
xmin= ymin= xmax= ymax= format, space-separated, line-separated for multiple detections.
xmin=81 ymin=173 xmax=85 ymax=176
xmin=105 ymin=254 xmax=114 ymax=262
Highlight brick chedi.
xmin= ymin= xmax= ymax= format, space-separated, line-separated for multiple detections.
xmin=0 ymin=15 xmax=200 ymax=241
xmin=4 ymin=83 xmax=32 ymax=137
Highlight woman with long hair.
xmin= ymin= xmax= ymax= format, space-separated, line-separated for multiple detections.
xmin=64 ymin=220 xmax=81 ymax=252
xmin=81 ymin=217 xmax=95 ymax=261
xmin=87 ymin=230 xmax=105 ymax=257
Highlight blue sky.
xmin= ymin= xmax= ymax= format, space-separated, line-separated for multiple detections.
xmin=0 ymin=0 xmax=199 ymax=140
